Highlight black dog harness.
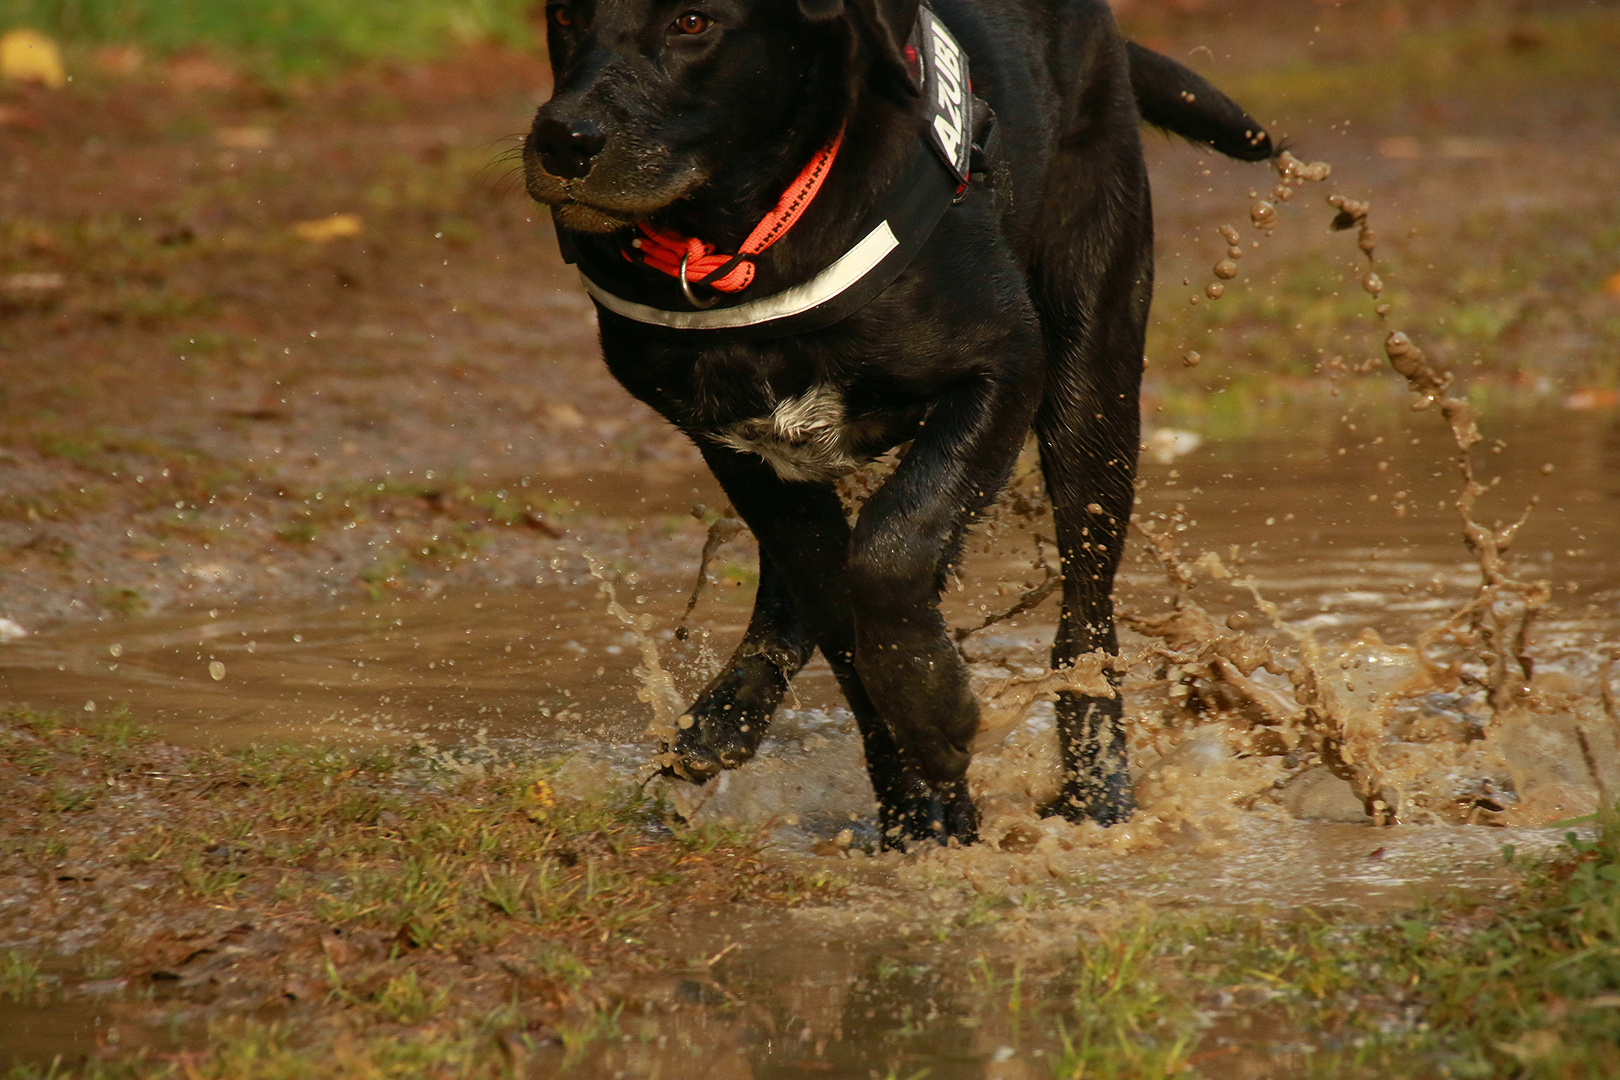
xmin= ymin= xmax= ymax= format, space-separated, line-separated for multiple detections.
xmin=558 ymin=8 xmax=996 ymax=344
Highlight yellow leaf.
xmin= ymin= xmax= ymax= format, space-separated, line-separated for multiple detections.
xmin=0 ymin=28 xmax=67 ymax=89
xmin=216 ymin=126 xmax=273 ymax=150
xmin=293 ymin=214 xmax=363 ymax=242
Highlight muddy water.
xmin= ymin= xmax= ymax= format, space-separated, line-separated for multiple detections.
xmin=5 ymin=405 xmax=1613 ymax=744
xmin=2 ymin=403 xmax=1617 ymax=1076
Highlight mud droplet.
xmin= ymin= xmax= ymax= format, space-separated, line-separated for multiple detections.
xmin=1226 ymin=611 xmax=1251 ymax=631
xmin=209 ymin=660 xmax=226 ymax=681
xmin=1184 ymin=351 xmax=1202 ymax=368
xmin=1214 ymin=259 xmax=1239 ymax=280
xmin=108 ymin=643 xmax=123 ymax=658
xmin=1250 ymin=201 xmax=1276 ymax=228
xmin=1361 ymin=272 xmax=1384 ymax=296
xmin=1540 ymin=463 xmax=1555 ymax=475
xmin=1206 ymin=282 xmax=1225 ymax=299
xmin=1218 ymin=224 xmax=1241 ymax=245
xmin=677 ymin=715 xmax=695 ymax=729
xmin=1086 ymin=503 xmax=1104 ymax=515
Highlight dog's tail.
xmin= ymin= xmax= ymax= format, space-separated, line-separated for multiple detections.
xmin=1126 ymin=41 xmax=1273 ymax=162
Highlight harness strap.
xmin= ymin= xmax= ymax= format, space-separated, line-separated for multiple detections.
xmin=630 ymin=127 xmax=845 ymax=294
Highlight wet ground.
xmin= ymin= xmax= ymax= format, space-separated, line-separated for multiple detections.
xmin=4 ymin=1 xmax=1620 ymax=1076
xmin=2 ymin=406 xmax=1616 ymax=753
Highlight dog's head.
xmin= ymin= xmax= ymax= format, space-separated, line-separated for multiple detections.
xmin=524 ymin=0 xmax=920 ymax=234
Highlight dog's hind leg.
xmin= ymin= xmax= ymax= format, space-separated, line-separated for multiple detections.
xmin=1028 ymin=147 xmax=1154 ymax=827
xmin=663 ymin=552 xmax=812 ymax=781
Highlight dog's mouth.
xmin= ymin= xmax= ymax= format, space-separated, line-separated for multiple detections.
xmin=524 ymin=156 xmax=705 ymax=235
xmin=547 ymin=197 xmax=638 ymax=235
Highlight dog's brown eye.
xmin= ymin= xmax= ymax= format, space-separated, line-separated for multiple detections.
xmin=672 ymin=11 xmax=712 ymax=34
xmin=547 ymin=4 xmax=573 ymax=27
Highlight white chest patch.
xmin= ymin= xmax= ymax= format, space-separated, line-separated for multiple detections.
xmin=716 ymin=384 xmax=862 ymax=483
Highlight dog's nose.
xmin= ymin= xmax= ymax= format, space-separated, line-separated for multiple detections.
xmin=531 ymin=117 xmax=606 ymax=180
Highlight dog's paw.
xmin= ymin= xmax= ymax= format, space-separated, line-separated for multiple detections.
xmin=1039 ymin=779 xmax=1137 ymax=827
xmin=657 ymin=713 xmax=757 ymax=784
xmin=878 ymin=778 xmax=980 ymax=851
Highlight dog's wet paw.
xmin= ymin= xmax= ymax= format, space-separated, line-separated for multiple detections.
xmin=1039 ymin=778 xmax=1137 ymax=827
xmin=657 ymin=712 xmax=760 ymax=784
xmin=878 ymin=778 xmax=980 ymax=851
xmin=657 ymin=652 xmax=792 ymax=783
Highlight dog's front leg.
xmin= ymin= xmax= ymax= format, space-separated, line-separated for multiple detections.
xmin=663 ymin=553 xmax=811 ymax=781
xmin=847 ymin=371 xmax=1043 ymax=847
xmin=693 ymin=446 xmax=945 ymax=848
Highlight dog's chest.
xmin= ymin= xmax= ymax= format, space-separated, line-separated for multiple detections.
xmin=714 ymin=384 xmax=866 ymax=483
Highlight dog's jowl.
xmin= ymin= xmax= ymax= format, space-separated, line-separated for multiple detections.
xmin=524 ymin=0 xmax=1272 ymax=848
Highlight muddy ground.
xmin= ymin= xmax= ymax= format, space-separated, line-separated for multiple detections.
xmin=3 ymin=1 xmax=1620 ymax=1077
xmin=1 ymin=1 xmax=1617 ymax=628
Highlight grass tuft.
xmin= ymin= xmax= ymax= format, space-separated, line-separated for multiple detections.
xmin=0 ymin=0 xmax=539 ymax=74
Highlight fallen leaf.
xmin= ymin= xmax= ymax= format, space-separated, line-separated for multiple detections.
xmin=165 ymin=53 xmax=239 ymax=93
xmin=294 ymin=214 xmax=363 ymax=242
xmin=1377 ymin=135 xmax=1423 ymax=160
xmin=0 ymin=103 xmax=44 ymax=130
xmin=0 ymin=29 xmax=66 ymax=88
xmin=95 ymin=45 xmax=144 ymax=76
xmin=547 ymin=403 xmax=586 ymax=428
xmin=1564 ymin=388 xmax=1620 ymax=411
xmin=216 ymin=126 xmax=273 ymax=150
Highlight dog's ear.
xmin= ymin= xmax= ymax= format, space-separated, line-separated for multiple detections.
xmin=796 ymin=0 xmax=921 ymax=97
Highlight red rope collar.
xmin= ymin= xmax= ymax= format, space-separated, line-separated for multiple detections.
xmin=630 ymin=126 xmax=845 ymax=295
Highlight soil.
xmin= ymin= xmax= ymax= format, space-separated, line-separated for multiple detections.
xmin=3 ymin=2 xmax=1618 ymax=630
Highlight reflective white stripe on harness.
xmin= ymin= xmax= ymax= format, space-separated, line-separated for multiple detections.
xmin=580 ymin=221 xmax=900 ymax=332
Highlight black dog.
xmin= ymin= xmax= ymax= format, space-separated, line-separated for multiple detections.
xmin=524 ymin=0 xmax=1271 ymax=847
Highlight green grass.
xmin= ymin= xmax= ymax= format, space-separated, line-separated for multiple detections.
xmin=1222 ymin=8 xmax=1620 ymax=127
xmin=0 ymin=949 xmax=44 ymax=1003
xmin=1042 ymin=814 xmax=1620 ymax=1079
xmin=0 ymin=704 xmax=839 ymax=1078
xmin=0 ymin=0 xmax=538 ymax=73
xmin=3 ymin=700 xmax=1617 ymax=1076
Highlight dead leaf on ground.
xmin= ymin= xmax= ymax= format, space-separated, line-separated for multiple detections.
xmin=95 ymin=45 xmax=144 ymax=76
xmin=1564 ymin=388 xmax=1620 ymax=412
xmin=0 ymin=29 xmax=66 ymax=88
xmin=0 ymin=272 xmax=66 ymax=308
xmin=0 ymin=103 xmax=45 ymax=130
xmin=294 ymin=214 xmax=363 ymax=242
xmin=164 ymin=53 xmax=240 ymax=93
xmin=215 ymin=126 xmax=274 ymax=150
xmin=1377 ymin=136 xmax=1423 ymax=160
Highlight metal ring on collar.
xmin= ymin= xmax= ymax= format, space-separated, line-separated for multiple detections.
xmin=678 ymin=250 xmax=719 ymax=310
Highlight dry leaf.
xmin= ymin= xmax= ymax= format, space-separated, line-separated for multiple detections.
xmin=293 ymin=214 xmax=363 ymax=243
xmin=0 ymin=29 xmax=66 ymax=88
